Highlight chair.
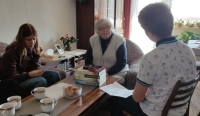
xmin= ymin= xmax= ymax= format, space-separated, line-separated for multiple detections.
xmin=0 ymin=42 xmax=8 ymax=56
xmin=124 ymin=39 xmax=144 ymax=89
xmin=162 ymin=72 xmax=200 ymax=116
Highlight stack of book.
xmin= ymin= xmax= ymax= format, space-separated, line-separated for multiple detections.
xmin=74 ymin=66 xmax=106 ymax=86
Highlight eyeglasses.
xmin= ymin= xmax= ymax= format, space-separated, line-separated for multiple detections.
xmin=98 ymin=26 xmax=111 ymax=32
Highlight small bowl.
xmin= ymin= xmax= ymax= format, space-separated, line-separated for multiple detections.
xmin=62 ymin=84 xmax=82 ymax=99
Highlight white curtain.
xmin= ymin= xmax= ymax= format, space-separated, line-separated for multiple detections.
xmin=130 ymin=0 xmax=164 ymax=54
xmin=95 ymin=0 xmax=124 ymax=34
xmin=95 ymin=0 xmax=107 ymax=18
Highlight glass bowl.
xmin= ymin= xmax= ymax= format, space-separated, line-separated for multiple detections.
xmin=62 ymin=84 xmax=82 ymax=99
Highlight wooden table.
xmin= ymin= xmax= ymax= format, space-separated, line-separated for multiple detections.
xmin=22 ymin=75 xmax=120 ymax=116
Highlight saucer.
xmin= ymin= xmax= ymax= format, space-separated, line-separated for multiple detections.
xmin=196 ymin=44 xmax=200 ymax=48
xmin=35 ymin=113 xmax=49 ymax=116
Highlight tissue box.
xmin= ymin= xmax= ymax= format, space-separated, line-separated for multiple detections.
xmin=74 ymin=66 xmax=106 ymax=86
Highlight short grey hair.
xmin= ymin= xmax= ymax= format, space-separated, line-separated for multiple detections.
xmin=94 ymin=18 xmax=113 ymax=33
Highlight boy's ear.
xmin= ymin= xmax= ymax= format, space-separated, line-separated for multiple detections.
xmin=145 ymin=31 xmax=151 ymax=37
xmin=145 ymin=31 xmax=159 ymax=42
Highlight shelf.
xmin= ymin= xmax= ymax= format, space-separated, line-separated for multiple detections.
xmin=174 ymin=26 xmax=200 ymax=29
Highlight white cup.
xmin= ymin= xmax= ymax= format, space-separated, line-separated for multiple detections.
xmin=35 ymin=113 xmax=49 ymax=116
xmin=0 ymin=102 xmax=15 ymax=116
xmin=40 ymin=98 xmax=58 ymax=113
xmin=7 ymin=96 xmax=21 ymax=110
xmin=31 ymin=87 xmax=46 ymax=100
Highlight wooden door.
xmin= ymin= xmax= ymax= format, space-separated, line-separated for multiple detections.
xmin=76 ymin=0 xmax=94 ymax=49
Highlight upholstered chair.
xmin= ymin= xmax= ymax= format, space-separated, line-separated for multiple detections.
xmin=0 ymin=42 xmax=9 ymax=69
xmin=124 ymin=39 xmax=144 ymax=90
xmin=0 ymin=42 xmax=8 ymax=56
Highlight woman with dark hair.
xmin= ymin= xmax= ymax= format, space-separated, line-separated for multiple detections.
xmin=0 ymin=23 xmax=61 ymax=94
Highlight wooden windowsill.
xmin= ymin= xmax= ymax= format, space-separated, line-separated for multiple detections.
xmin=174 ymin=26 xmax=200 ymax=29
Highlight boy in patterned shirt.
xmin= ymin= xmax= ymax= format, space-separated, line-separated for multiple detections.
xmin=108 ymin=2 xmax=196 ymax=116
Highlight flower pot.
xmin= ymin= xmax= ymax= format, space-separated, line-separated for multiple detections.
xmin=65 ymin=44 xmax=71 ymax=51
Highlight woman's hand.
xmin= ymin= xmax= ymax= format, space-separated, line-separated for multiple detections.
xmin=36 ymin=47 xmax=43 ymax=56
xmin=106 ymin=73 xmax=109 ymax=77
xmin=28 ymin=69 xmax=44 ymax=78
xmin=106 ymin=73 xmax=109 ymax=79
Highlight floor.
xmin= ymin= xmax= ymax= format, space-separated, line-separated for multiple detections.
xmin=190 ymin=81 xmax=200 ymax=116
xmin=92 ymin=82 xmax=200 ymax=116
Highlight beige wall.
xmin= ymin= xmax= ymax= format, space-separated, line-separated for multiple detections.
xmin=0 ymin=0 xmax=76 ymax=51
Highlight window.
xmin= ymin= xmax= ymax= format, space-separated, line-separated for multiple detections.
xmin=171 ymin=0 xmax=200 ymax=21
xmin=130 ymin=0 xmax=161 ymax=54
xmin=130 ymin=0 xmax=200 ymax=54
xmin=95 ymin=0 xmax=124 ymax=35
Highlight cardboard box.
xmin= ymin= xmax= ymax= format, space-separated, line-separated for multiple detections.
xmin=74 ymin=66 xmax=106 ymax=86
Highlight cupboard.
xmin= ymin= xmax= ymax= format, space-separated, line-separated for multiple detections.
xmin=76 ymin=0 xmax=125 ymax=49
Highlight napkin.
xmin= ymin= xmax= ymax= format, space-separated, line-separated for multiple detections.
xmin=46 ymin=83 xmax=69 ymax=99
xmin=100 ymin=82 xmax=134 ymax=98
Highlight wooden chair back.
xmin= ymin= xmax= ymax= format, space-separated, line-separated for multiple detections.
xmin=162 ymin=72 xmax=200 ymax=116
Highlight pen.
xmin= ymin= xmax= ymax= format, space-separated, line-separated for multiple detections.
xmin=42 ymin=54 xmax=51 ymax=62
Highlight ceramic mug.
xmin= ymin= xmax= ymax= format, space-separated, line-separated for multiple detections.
xmin=40 ymin=98 xmax=58 ymax=113
xmin=7 ymin=96 xmax=21 ymax=110
xmin=34 ymin=113 xmax=49 ymax=116
xmin=31 ymin=87 xmax=46 ymax=100
xmin=0 ymin=102 xmax=15 ymax=116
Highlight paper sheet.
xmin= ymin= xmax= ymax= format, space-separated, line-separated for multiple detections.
xmin=46 ymin=83 xmax=70 ymax=99
xmin=100 ymin=82 xmax=134 ymax=98
xmin=40 ymin=59 xmax=62 ymax=71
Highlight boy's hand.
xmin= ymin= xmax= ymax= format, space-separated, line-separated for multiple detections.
xmin=28 ymin=69 xmax=44 ymax=78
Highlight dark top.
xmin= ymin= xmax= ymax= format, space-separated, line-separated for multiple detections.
xmin=0 ymin=46 xmax=41 ymax=82
xmin=85 ymin=34 xmax=127 ymax=76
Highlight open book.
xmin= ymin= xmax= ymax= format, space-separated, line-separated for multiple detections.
xmin=39 ymin=59 xmax=62 ymax=71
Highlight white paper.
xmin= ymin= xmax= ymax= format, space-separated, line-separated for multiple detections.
xmin=100 ymin=82 xmax=134 ymax=98
xmin=40 ymin=59 xmax=62 ymax=71
xmin=46 ymin=82 xmax=70 ymax=99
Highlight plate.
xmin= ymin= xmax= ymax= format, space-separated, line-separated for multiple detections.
xmin=64 ymin=94 xmax=81 ymax=99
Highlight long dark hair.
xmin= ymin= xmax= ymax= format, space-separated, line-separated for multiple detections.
xmin=8 ymin=23 xmax=39 ymax=56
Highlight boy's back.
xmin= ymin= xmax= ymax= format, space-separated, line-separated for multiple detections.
xmin=108 ymin=3 xmax=197 ymax=116
xmin=137 ymin=37 xmax=196 ymax=116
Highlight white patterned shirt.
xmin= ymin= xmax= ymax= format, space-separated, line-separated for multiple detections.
xmin=136 ymin=37 xmax=196 ymax=116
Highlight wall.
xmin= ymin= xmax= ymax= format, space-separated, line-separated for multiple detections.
xmin=0 ymin=0 xmax=76 ymax=51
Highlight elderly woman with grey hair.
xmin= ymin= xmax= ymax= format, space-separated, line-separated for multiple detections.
xmin=85 ymin=18 xmax=129 ymax=83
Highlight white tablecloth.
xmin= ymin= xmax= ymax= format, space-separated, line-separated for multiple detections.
xmin=15 ymin=77 xmax=95 ymax=116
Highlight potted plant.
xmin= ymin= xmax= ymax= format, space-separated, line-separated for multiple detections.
xmin=174 ymin=19 xmax=184 ymax=27
xmin=176 ymin=31 xmax=200 ymax=44
xmin=60 ymin=34 xmax=78 ymax=51
xmin=195 ymin=21 xmax=200 ymax=28
xmin=185 ymin=20 xmax=195 ymax=27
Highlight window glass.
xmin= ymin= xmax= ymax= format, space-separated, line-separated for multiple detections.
xmin=171 ymin=0 xmax=200 ymax=21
